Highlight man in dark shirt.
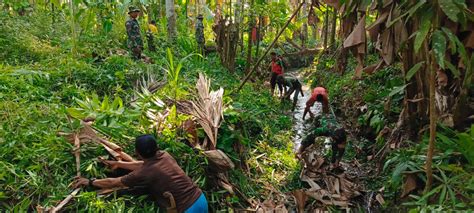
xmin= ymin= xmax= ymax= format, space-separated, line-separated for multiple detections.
xmin=73 ymin=135 xmax=207 ymax=212
xmin=276 ymin=75 xmax=304 ymax=111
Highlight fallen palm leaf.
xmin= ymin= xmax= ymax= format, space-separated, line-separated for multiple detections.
xmin=187 ymin=73 xmax=224 ymax=150
xmin=292 ymin=189 xmax=307 ymax=213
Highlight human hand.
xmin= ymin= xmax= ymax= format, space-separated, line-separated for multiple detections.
xmin=71 ymin=176 xmax=89 ymax=189
xmin=98 ymin=157 xmax=120 ymax=170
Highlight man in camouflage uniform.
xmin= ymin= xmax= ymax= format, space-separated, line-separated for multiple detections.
xmin=126 ymin=6 xmax=143 ymax=60
xmin=299 ymin=114 xmax=347 ymax=169
xmin=195 ymin=14 xmax=205 ymax=56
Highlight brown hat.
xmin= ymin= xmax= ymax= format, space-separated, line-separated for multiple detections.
xmin=197 ymin=14 xmax=204 ymax=19
xmin=128 ymin=6 xmax=140 ymax=14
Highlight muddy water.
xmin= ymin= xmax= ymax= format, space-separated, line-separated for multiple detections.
xmin=286 ymin=70 xmax=324 ymax=152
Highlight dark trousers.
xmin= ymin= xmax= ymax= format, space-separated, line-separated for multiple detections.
xmin=285 ymin=81 xmax=302 ymax=110
xmin=331 ymin=143 xmax=345 ymax=163
xmin=270 ymin=72 xmax=283 ymax=94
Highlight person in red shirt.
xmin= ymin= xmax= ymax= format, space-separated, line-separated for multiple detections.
xmin=72 ymin=135 xmax=208 ymax=212
xmin=303 ymin=87 xmax=329 ymax=119
xmin=269 ymin=52 xmax=285 ymax=97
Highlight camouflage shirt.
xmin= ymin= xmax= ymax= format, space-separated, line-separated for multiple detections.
xmin=126 ymin=18 xmax=143 ymax=49
xmin=301 ymin=114 xmax=341 ymax=148
xmin=195 ymin=20 xmax=205 ymax=44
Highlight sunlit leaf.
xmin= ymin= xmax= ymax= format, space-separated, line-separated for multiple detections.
xmin=406 ymin=61 xmax=425 ymax=81
xmin=432 ymin=30 xmax=447 ymax=69
xmin=439 ymin=0 xmax=461 ymax=22
xmin=414 ymin=11 xmax=432 ymax=53
xmin=388 ymin=84 xmax=408 ymax=97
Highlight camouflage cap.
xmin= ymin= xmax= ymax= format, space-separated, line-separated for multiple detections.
xmin=128 ymin=6 xmax=140 ymax=14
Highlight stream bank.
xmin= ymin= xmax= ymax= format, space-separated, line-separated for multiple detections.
xmin=251 ymin=68 xmax=383 ymax=212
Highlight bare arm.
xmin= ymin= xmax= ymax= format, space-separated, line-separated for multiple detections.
xmin=116 ymin=161 xmax=143 ymax=171
xmin=102 ymin=159 xmax=144 ymax=171
xmin=72 ymin=177 xmax=124 ymax=189
xmin=92 ymin=178 xmax=125 ymax=189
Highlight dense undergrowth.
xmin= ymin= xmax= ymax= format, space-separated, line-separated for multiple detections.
xmin=307 ymin=52 xmax=474 ymax=211
xmin=2 ymin=6 xmax=473 ymax=212
xmin=0 ymin=11 xmax=299 ymax=211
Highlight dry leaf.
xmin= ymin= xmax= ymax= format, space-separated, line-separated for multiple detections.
xmin=367 ymin=12 xmax=389 ymax=41
xmin=322 ymin=0 xmax=340 ymax=9
xmin=375 ymin=193 xmax=385 ymax=205
xmin=293 ymin=189 xmax=307 ymax=213
xmin=436 ymin=70 xmax=448 ymax=88
xmin=465 ymin=31 xmax=474 ymax=48
xmin=343 ymin=15 xmax=366 ymax=48
xmin=301 ymin=175 xmax=322 ymax=190
xmin=401 ymin=174 xmax=417 ymax=197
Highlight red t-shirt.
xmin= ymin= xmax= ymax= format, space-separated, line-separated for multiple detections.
xmin=306 ymin=87 xmax=329 ymax=112
xmin=251 ymin=27 xmax=257 ymax=43
xmin=271 ymin=59 xmax=284 ymax=75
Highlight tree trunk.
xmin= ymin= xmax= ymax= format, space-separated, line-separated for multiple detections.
xmin=323 ymin=7 xmax=329 ymax=49
xmin=256 ymin=15 xmax=262 ymax=59
xmin=166 ymin=0 xmax=177 ymax=40
xmin=69 ymin=0 xmax=77 ymax=56
xmin=245 ymin=0 xmax=254 ymax=74
xmin=329 ymin=6 xmax=337 ymax=49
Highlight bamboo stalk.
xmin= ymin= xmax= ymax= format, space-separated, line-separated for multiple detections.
xmin=50 ymin=188 xmax=81 ymax=213
xmin=424 ymin=1 xmax=439 ymax=192
xmin=235 ymin=2 xmax=304 ymax=93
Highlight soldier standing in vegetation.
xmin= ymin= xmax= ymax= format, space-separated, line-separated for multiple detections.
xmin=126 ymin=6 xmax=143 ymax=60
xmin=195 ymin=14 xmax=205 ymax=56
xmin=269 ymin=52 xmax=285 ymax=97
xmin=72 ymin=135 xmax=208 ymax=212
xmin=146 ymin=20 xmax=158 ymax=52
xmin=276 ymin=75 xmax=304 ymax=111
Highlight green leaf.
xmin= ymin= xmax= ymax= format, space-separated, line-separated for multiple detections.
xmin=439 ymin=0 xmax=461 ymax=22
xmin=389 ymin=84 xmax=408 ymax=97
xmin=67 ymin=108 xmax=85 ymax=119
xmin=432 ymin=30 xmax=447 ymax=69
xmin=444 ymin=60 xmax=461 ymax=78
xmin=441 ymin=27 xmax=457 ymax=54
xmin=414 ymin=12 xmax=432 ymax=53
xmin=101 ymin=95 xmax=109 ymax=111
xmin=406 ymin=61 xmax=425 ymax=81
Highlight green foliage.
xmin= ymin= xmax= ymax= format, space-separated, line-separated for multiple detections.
xmin=432 ymin=30 xmax=447 ymax=69
xmin=414 ymin=11 xmax=432 ymax=53
xmin=406 ymin=61 xmax=425 ymax=81
xmin=383 ymin=126 xmax=474 ymax=210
